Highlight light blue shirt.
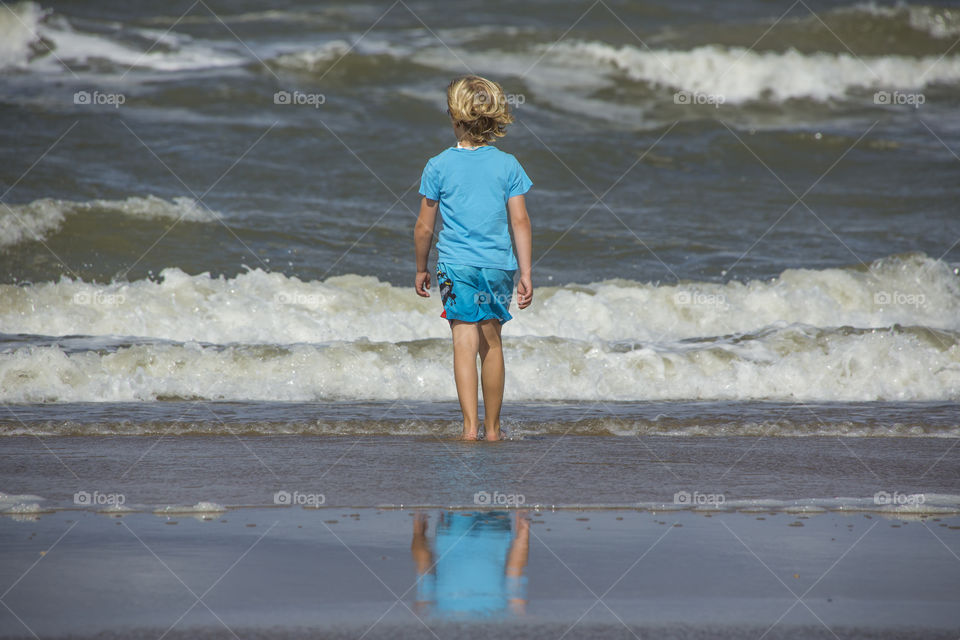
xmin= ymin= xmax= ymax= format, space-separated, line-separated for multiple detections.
xmin=419 ymin=146 xmax=532 ymax=271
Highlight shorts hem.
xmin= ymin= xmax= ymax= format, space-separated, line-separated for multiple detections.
xmin=444 ymin=312 xmax=512 ymax=325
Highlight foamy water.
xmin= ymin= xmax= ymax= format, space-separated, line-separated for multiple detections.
xmin=0 ymin=196 xmax=220 ymax=247
xmin=849 ymin=2 xmax=960 ymax=39
xmin=550 ymin=41 xmax=960 ymax=103
xmin=0 ymin=1 xmax=245 ymax=72
xmin=2 ymin=253 xmax=956 ymax=343
xmin=1 ymin=254 xmax=957 ymax=402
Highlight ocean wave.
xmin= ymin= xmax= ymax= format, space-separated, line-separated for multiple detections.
xmin=265 ymin=38 xmax=424 ymax=77
xmin=846 ymin=3 xmax=960 ymax=39
xmin=0 ymin=253 xmax=956 ymax=343
xmin=0 ymin=195 xmax=220 ymax=247
xmin=0 ymin=322 xmax=957 ymax=402
xmin=551 ymin=41 xmax=960 ymax=103
xmin=0 ymin=1 xmax=47 ymax=69
xmin=0 ymin=1 xmax=245 ymax=73
xmin=268 ymin=40 xmax=354 ymax=72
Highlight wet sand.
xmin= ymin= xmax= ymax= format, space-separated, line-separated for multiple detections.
xmin=1 ymin=508 xmax=958 ymax=639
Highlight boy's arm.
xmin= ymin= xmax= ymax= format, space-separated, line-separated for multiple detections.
xmin=414 ymin=197 xmax=438 ymax=297
xmin=508 ymin=194 xmax=533 ymax=309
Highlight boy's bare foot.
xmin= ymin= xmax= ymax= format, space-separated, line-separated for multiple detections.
xmin=484 ymin=426 xmax=502 ymax=441
xmin=460 ymin=431 xmax=479 ymax=441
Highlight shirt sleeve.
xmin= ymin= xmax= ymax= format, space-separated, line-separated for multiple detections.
xmin=508 ymin=157 xmax=532 ymax=199
xmin=419 ymin=159 xmax=440 ymax=200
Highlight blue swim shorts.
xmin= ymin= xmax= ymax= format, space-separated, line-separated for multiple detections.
xmin=436 ymin=262 xmax=516 ymax=324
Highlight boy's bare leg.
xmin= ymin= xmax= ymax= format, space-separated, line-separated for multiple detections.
xmin=478 ymin=319 xmax=504 ymax=441
xmin=450 ymin=320 xmax=480 ymax=439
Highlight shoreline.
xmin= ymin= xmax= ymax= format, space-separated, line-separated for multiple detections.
xmin=2 ymin=432 xmax=957 ymax=515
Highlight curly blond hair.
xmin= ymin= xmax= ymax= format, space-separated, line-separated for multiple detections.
xmin=446 ymin=75 xmax=514 ymax=146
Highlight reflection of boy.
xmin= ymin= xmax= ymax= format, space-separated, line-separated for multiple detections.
xmin=411 ymin=511 xmax=530 ymax=616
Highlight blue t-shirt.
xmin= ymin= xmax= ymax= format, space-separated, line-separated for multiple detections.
xmin=419 ymin=145 xmax=532 ymax=271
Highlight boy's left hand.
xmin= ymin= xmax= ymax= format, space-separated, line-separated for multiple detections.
xmin=415 ymin=271 xmax=431 ymax=297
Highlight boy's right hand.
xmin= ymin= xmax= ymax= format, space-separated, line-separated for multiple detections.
xmin=415 ymin=271 xmax=431 ymax=297
xmin=516 ymin=275 xmax=533 ymax=309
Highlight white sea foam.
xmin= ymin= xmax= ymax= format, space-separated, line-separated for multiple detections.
xmin=154 ymin=501 xmax=227 ymax=514
xmin=0 ymin=195 xmax=220 ymax=247
xmin=0 ymin=251 xmax=957 ymax=402
xmin=268 ymin=38 xmax=417 ymax=72
xmin=847 ymin=3 xmax=960 ymax=39
xmin=269 ymin=40 xmax=354 ymax=72
xmin=0 ymin=492 xmax=45 ymax=509
xmin=0 ymin=1 xmax=47 ymax=69
xmin=3 ymin=502 xmax=44 ymax=515
xmin=0 ymin=2 xmax=244 ymax=73
xmin=550 ymin=41 xmax=960 ymax=103
xmin=0 ymin=320 xmax=957 ymax=403
xmin=1 ymin=253 xmax=956 ymax=343
xmin=904 ymin=5 xmax=960 ymax=38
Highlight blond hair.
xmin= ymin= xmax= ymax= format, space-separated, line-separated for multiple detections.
xmin=446 ymin=75 xmax=514 ymax=146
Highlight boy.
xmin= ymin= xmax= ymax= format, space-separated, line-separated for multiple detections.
xmin=414 ymin=75 xmax=533 ymax=441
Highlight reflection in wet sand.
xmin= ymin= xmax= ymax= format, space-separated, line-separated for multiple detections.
xmin=412 ymin=510 xmax=530 ymax=618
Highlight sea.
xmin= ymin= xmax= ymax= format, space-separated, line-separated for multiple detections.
xmin=1 ymin=0 xmax=960 ymax=513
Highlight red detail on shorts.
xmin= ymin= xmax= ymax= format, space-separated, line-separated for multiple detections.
xmin=440 ymin=308 xmax=447 ymax=319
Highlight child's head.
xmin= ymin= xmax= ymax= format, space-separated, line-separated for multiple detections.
xmin=446 ymin=75 xmax=514 ymax=146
